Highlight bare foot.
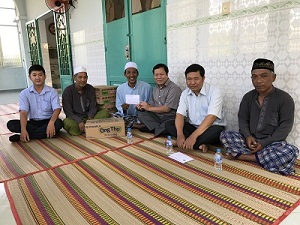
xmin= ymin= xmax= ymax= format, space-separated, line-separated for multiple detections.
xmin=199 ymin=144 xmax=208 ymax=153
xmin=224 ymin=153 xmax=235 ymax=160
xmin=132 ymin=123 xmax=144 ymax=129
xmin=171 ymin=139 xmax=178 ymax=147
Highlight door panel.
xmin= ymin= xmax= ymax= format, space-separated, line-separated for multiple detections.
xmin=26 ymin=20 xmax=43 ymax=65
xmin=103 ymin=0 xmax=166 ymax=86
xmin=131 ymin=3 xmax=166 ymax=85
xmin=54 ymin=12 xmax=73 ymax=92
xmin=106 ymin=17 xmax=129 ymax=86
xmin=104 ymin=0 xmax=129 ymax=86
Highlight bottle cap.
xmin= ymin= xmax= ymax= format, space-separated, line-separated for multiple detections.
xmin=127 ymin=128 xmax=131 ymax=131
xmin=167 ymin=135 xmax=171 ymax=139
xmin=216 ymin=148 xmax=221 ymax=153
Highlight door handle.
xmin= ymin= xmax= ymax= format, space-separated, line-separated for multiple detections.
xmin=125 ymin=45 xmax=130 ymax=60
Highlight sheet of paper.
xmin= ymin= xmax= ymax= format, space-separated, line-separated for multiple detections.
xmin=168 ymin=152 xmax=194 ymax=163
xmin=125 ymin=95 xmax=140 ymax=104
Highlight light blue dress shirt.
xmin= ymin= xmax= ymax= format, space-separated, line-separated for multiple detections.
xmin=116 ymin=81 xmax=152 ymax=116
xmin=177 ymin=82 xmax=226 ymax=127
xmin=19 ymin=85 xmax=61 ymax=120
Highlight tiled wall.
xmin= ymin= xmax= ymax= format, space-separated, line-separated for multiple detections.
xmin=167 ymin=0 xmax=300 ymax=147
xmin=71 ymin=27 xmax=107 ymax=86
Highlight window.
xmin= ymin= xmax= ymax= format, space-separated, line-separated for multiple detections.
xmin=105 ymin=0 xmax=125 ymax=23
xmin=132 ymin=0 xmax=161 ymax=15
xmin=0 ymin=0 xmax=21 ymax=67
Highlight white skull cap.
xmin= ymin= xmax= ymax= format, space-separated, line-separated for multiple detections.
xmin=74 ymin=66 xmax=87 ymax=75
xmin=124 ymin=62 xmax=138 ymax=71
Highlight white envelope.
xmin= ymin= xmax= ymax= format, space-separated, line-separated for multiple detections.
xmin=125 ymin=94 xmax=140 ymax=104
xmin=168 ymin=152 xmax=194 ymax=163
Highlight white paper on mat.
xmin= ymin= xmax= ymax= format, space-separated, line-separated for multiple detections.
xmin=125 ymin=95 xmax=140 ymax=104
xmin=168 ymin=152 xmax=194 ymax=163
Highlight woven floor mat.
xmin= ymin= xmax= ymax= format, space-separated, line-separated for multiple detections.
xmin=5 ymin=141 xmax=300 ymax=225
xmin=0 ymin=130 xmax=143 ymax=182
xmin=131 ymin=129 xmax=157 ymax=140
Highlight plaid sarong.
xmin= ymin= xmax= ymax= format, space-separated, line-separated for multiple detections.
xmin=220 ymin=130 xmax=299 ymax=175
xmin=111 ymin=113 xmax=138 ymax=129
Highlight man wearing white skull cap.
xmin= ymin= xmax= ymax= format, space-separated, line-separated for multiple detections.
xmin=62 ymin=66 xmax=109 ymax=135
xmin=115 ymin=61 xmax=152 ymax=117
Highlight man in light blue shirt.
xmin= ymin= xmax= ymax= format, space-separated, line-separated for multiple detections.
xmin=115 ymin=62 xmax=152 ymax=117
xmin=166 ymin=64 xmax=226 ymax=152
xmin=7 ymin=65 xmax=63 ymax=142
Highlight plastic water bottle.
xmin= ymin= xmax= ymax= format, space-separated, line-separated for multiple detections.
xmin=127 ymin=128 xmax=133 ymax=144
xmin=214 ymin=148 xmax=223 ymax=171
xmin=166 ymin=136 xmax=174 ymax=155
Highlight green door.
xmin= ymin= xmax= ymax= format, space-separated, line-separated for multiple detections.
xmin=103 ymin=0 xmax=167 ymax=86
xmin=26 ymin=12 xmax=73 ymax=92
xmin=26 ymin=20 xmax=43 ymax=65
xmin=54 ymin=12 xmax=73 ymax=92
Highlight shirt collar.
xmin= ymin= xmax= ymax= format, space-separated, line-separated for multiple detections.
xmin=29 ymin=85 xmax=48 ymax=94
xmin=187 ymin=82 xmax=207 ymax=96
xmin=254 ymin=86 xmax=275 ymax=98
xmin=73 ymin=83 xmax=87 ymax=93
xmin=127 ymin=80 xmax=139 ymax=89
xmin=156 ymin=78 xmax=170 ymax=89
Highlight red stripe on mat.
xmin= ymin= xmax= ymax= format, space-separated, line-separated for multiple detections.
xmin=1 ymin=139 xmax=145 ymax=183
xmin=4 ymin=182 xmax=22 ymax=225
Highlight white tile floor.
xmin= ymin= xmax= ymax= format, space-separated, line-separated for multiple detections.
xmin=280 ymin=205 xmax=300 ymax=225
xmin=0 ymin=90 xmax=299 ymax=224
xmin=0 ymin=183 xmax=16 ymax=225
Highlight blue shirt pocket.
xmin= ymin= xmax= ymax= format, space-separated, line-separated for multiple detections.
xmin=42 ymin=99 xmax=52 ymax=115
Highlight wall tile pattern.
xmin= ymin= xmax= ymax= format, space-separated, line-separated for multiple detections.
xmin=71 ymin=27 xmax=107 ymax=86
xmin=167 ymin=0 xmax=300 ymax=147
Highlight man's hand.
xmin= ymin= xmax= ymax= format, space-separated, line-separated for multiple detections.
xmin=246 ymin=136 xmax=262 ymax=153
xmin=176 ymin=134 xmax=186 ymax=149
xmin=20 ymin=129 xmax=30 ymax=142
xmin=122 ymin=103 xmax=130 ymax=111
xmin=46 ymin=121 xmax=56 ymax=138
xmin=138 ymin=101 xmax=150 ymax=111
xmin=79 ymin=122 xmax=85 ymax=133
xmin=246 ymin=136 xmax=256 ymax=150
xmin=183 ymin=135 xmax=197 ymax=150
xmin=250 ymin=142 xmax=263 ymax=153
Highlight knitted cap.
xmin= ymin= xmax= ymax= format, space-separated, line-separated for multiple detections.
xmin=251 ymin=58 xmax=274 ymax=72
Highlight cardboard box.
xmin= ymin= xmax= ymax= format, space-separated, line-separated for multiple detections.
xmin=94 ymin=85 xmax=117 ymax=97
xmin=98 ymin=103 xmax=115 ymax=110
xmin=96 ymin=95 xmax=116 ymax=105
xmin=85 ymin=118 xmax=125 ymax=139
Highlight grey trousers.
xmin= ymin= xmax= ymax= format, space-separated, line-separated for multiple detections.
xmin=137 ymin=111 xmax=175 ymax=136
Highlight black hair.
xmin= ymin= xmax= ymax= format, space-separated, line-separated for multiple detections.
xmin=152 ymin=63 xmax=169 ymax=74
xmin=29 ymin=65 xmax=45 ymax=75
xmin=184 ymin=64 xmax=205 ymax=78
